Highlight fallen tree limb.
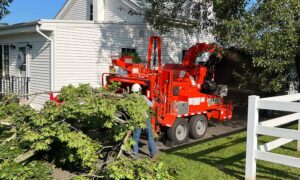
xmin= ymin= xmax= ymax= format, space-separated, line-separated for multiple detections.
xmin=14 ymin=150 xmax=36 ymax=163
xmin=80 ymin=174 xmax=105 ymax=179
xmin=0 ymin=129 xmax=16 ymax=146
xmin=117 ymin=130 xmax=132 ymax=158
xmin=0 ymin=134 xmax=16 ymax=145
xmin=0 ymin=91 xmax=60 ymax=97
xmin=114 ymin=117 xmax=128 ymax=124
xmin=0 ymin=117 xmax=13 ymax=126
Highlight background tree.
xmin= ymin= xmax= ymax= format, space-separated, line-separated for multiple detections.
xmin=215 ymin=0 xmax=300 ymax=93
xmin=143 ymin=0 xmax=248 ymax=33
xmin=143 ymin=0 xmax=300 ymax=94
xmin=0 ymin=0 xmax=13 ymax=20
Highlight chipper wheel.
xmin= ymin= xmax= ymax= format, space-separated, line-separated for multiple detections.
xmin=167 ymin=118 xmax=189 ymax=145
xmin=189 ymin=115 xmax=208 ymax=139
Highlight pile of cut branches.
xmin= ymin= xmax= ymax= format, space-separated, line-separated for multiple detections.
xmin=0 ymin=84 xmax=172 ymax=179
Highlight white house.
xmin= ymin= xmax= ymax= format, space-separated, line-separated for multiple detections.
xmin=0 ymin=0 xmax=215 ymax=109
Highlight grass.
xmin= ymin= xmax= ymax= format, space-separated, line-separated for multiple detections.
xmin=159 ymin=125 xmax=300 ymax=180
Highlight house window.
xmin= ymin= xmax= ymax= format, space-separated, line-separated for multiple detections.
xmin=0 ymin=45 xmax=9 ymax=77
xmin=89 ymin=2 xmax=94 ymax=21
xmin=182 ymin=49 xmax=188 ymax=61
xmin=122 ymin=48 xmax=137 ymax=54
xmin=121 ymin=48 xmax=142 ymax=63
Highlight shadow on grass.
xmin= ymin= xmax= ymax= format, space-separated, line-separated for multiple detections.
xmin=166 ymin=136 xmax=300 ymax=179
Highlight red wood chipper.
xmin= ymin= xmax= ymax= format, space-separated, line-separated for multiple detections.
xmin=103 ymin=36 xmax=233 ymax=144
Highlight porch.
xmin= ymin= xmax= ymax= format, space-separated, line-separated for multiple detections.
xmin=0 ymin=76 xmax=30 ymax=98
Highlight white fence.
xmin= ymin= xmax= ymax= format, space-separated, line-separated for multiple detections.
xmin=245 ymin=94 xmax=300 ymax=180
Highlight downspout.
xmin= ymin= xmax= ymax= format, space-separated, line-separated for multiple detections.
xmin=35 ymin=24 xmax=54 ymax=91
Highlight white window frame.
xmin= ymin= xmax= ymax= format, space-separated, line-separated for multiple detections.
xmin=0 ymin=45 xmax=10 ymax=77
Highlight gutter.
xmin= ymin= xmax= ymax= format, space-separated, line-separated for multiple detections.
xmin=35 ymin=24 xmax=55 ymax=91
xmin=0 ymin=21 xmax=38 ymax=31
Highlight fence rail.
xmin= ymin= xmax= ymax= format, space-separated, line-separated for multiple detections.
xmin=245 ymin=94 xmax=300 ymax=180
xmin=0 ymin=76 xmax=30 ymax=98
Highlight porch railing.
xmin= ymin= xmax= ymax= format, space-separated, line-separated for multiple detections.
xmin=0 ymin=76 xmax=30 ymax=97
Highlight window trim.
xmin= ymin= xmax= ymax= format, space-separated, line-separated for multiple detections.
xmin=0 ymin=45 xmax=10 ymax=77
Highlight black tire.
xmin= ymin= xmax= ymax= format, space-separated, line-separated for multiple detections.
xmin=167 ymin=118 xmax=189 ymax=145
xmin=189 ymin=115 xmax=208 ymax=139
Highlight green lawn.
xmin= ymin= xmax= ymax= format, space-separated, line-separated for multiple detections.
xmin=159 ymin=126 xmax=300 ymax=180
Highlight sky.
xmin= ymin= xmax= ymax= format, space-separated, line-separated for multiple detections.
xmin=1 ymin=0 xmax=66 ymax=25
xmin=247 ymin=0 xmax=257 ymax=10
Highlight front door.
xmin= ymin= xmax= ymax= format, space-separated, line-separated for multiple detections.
xmin=18 ymin=47 xmax=27 ymax=77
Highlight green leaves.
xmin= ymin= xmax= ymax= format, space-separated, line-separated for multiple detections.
xmin=216 ymin=0 xmax=300 ymax=93
xmin=0 ymin=161 xmax=53 ymax=180
xmin=0 ymin=0 xmax=13 ymax=20
xmin=106 ymin=157 xmax=172 ymax=180
xmin=144 ymin=0 xmax=248 ymax=33
xmin=58 ymin=130 xmax=101 ymax=170
xmin=0 ymin=84 xmax=170 ymax=179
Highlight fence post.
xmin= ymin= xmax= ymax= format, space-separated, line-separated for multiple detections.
xmin=245 ymin=96 xmax=259 ymax=180
xmin=298 ymin=119 xmax=300 ymax=152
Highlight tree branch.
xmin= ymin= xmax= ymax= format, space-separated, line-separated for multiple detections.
xmin=80 ymin=174 xmax=105 ymax=179
xmin=0 ymin=118 xmax=12 ymax=126
xmin=0 ymin=91 xmax=60 ymax=97
xmin=114 ymin=117 xmax=128 ymax=124
xmin=0 ymin=130 xmax=16 ymax=145
xmin=97 ymin=146 xmax=114 ymax=154
xmin=117 ymin=130 xmax=132 ymax=158
xmin=14 ymin=150 xmax=36 ymax=163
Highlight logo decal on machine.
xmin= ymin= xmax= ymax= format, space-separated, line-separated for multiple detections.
xmin=188 ymin=98 xmax=201 ymax=105
xmin=207 ymin=98 xmax=221 ymax=106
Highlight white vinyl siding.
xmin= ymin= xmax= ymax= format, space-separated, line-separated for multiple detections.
xmin=54 ymin=25 xmax=102 ymax=90
xmin=104 ymin=0 xmax=144 ymax=22
xmin=59 ymin=0 xmax=89 ymax=20
xmin=53 ymin=22 xmax=214 ymax=91
xmin=0 ymin=33 xmax=51 ymax=109
xmin=57 ymin=0 xmax=144 ymax=22
xmin=53 ymin=23 xmax=152 ymax=91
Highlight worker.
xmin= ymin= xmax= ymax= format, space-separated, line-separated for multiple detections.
xmin=131 ymin=83 xmax=157 ymax=160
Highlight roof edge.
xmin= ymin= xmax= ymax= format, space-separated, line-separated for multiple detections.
xmin=122 ymin=0 xmax=145 ymax=12
xmin=0 ymin=21 xmax=41 ymax=31
xmin=55 ymin=0 xmax=75 ymax=19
